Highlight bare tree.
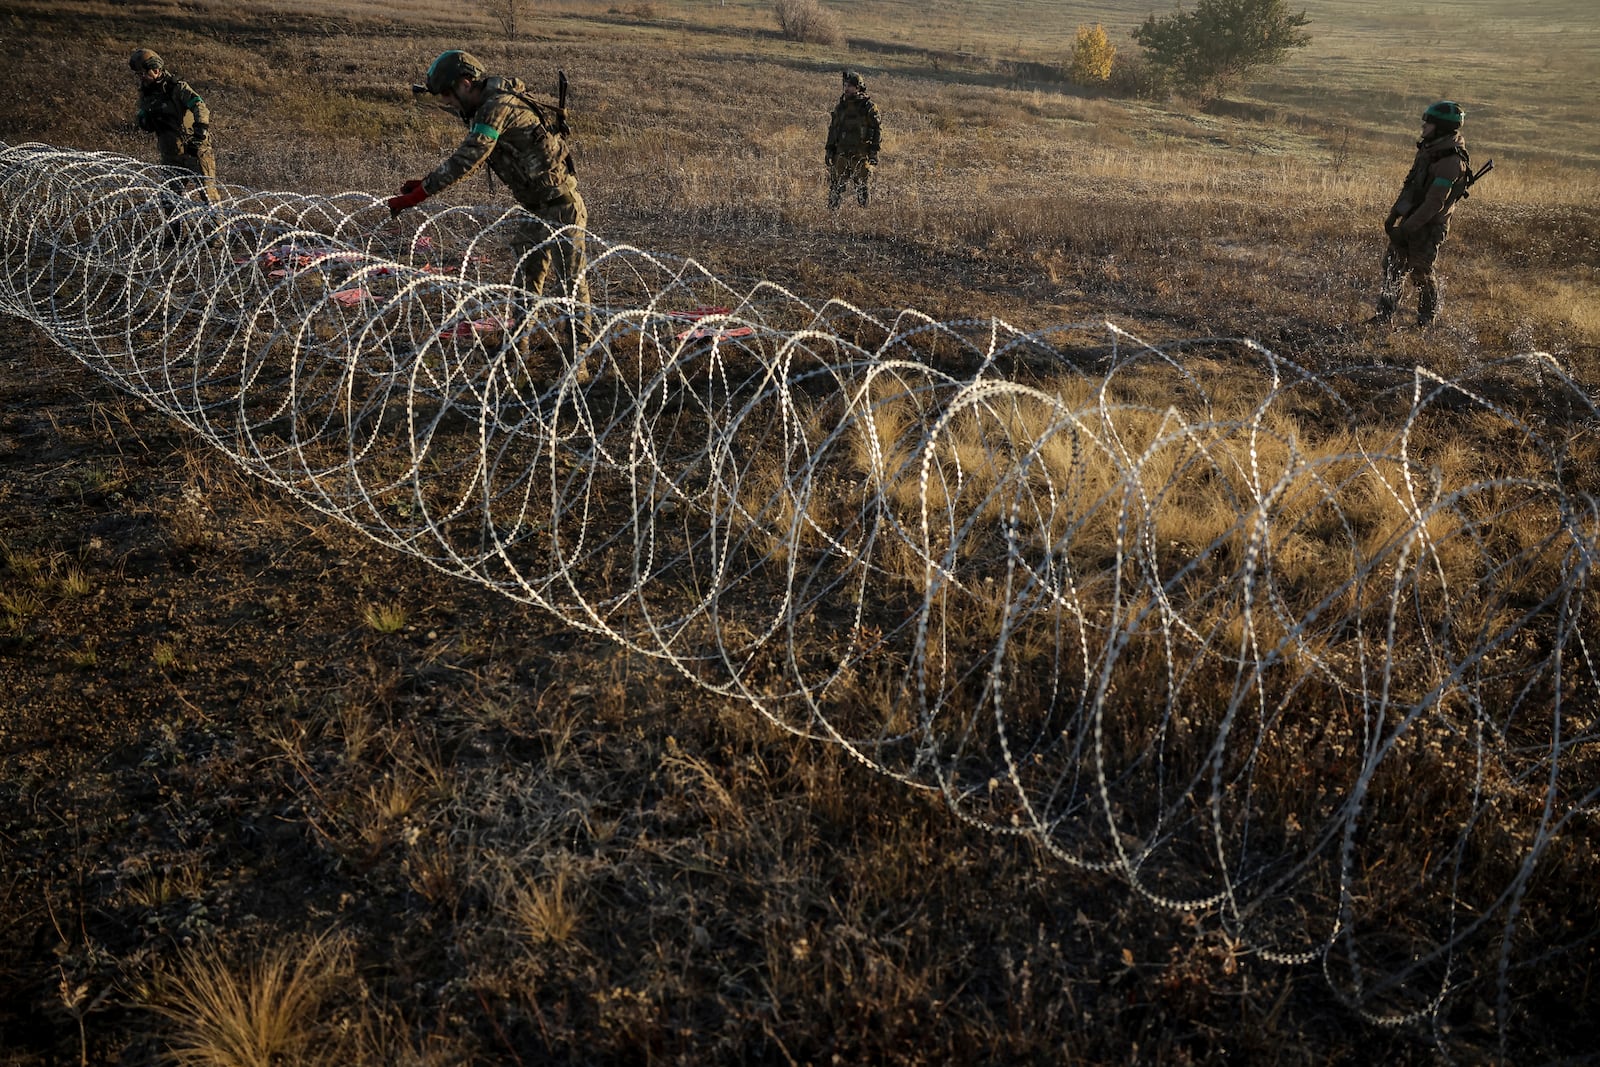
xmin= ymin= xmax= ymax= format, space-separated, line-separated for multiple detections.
xmin=484 ymin=0 xmax=533 ymax=42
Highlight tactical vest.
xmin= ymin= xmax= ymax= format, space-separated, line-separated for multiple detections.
xmin=828 ymin=95 xmax=881 ymax=155
xmin=1399 ymin=135 xmax=1469 ymax=218
xmin=477 ymin=77 xmax=576 ymax=208
xmin=136 ymin=75 xmax=206 ymax=137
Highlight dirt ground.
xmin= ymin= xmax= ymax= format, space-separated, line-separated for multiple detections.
xmin=1 ymin=314 xmax=1469 ymax=1064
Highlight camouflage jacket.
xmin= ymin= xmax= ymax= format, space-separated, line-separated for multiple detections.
xmin=136 ymin=74 xmax=210 ymax=140
xmin=1391 ymin=130 xmax=1468 ymax=228
xmin=827 ymin=93 xmax=881 ymax=157
xmin=421 ymin=75 xmax=577 ymax=211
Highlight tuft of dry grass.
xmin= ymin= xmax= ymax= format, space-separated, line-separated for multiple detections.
xmin=499 ymin=863 xmax=585 ymax=947
xmin=362 ymin=601 xmax=408 ymax=633
xmin=150 ymin=933 xmax=348 ymax=1067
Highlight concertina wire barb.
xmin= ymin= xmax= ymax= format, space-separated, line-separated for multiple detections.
xmin=2 ymin=141 xmax=1598 ymax=1044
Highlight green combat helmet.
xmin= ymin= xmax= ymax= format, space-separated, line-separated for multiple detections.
xmin=129 ymin=48 xmax=163 ymax=73
xmin=417 ymin=50 xmax=486 ymax=96
xmin=1423 ymin=100 xmax=1464 ymax=131
xmin=842 ymin=70 xmax=865 ymax=91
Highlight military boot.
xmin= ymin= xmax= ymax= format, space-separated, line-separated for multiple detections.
xmin=1417 ymin=283 xmax=1440 ymax=327
xmin=568 ymin=337 xmax=593 ymax=385
xmin=563 ymin=314 xmax=597 ymax=385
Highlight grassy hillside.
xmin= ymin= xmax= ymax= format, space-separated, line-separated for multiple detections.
xmin=2 ymin=0 xmax=1598 ymax=1064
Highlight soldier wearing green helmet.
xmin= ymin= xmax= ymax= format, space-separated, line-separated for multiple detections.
xmin=1373 ymin=100 xmax=1470 ymax=327
xmin=389 ymin=49 xmax=592 ymax=361
xmin=129 ymin=47 xmax=221 ymax=205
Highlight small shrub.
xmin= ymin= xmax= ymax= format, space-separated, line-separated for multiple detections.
xmin=1068 ymin=23 xmax=1116 ymax=86
xmin=1106 ymin=52 xmax=1168 ymax=100
xmin=774 ymin=0 xmax=843 ymax=47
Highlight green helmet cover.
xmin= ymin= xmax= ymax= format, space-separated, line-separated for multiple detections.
xmin=425 ymin=50 xmax=486 ymax=95
xmin=1423 ymin=100 xmax=1464 ymax=128
xmin=129 ymin=48 xmax=163 ymax=73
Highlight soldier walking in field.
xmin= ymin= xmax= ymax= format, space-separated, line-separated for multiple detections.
xmin=826 ymin=70 xmax=881 ymax=210
xmin=129 ymin=48 xmax=221 ymax=205
xmin=389 ymin=50 xmax=593 ymax=360
xmin=1372 ymin=101 xmax=1471 ymax=327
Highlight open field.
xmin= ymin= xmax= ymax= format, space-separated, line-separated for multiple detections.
xmin=3 ymin=0 xmax=1599 ymax=1064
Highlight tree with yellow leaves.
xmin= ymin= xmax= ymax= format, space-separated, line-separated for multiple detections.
xmin=1069 ymin=23 xmax=1116 ymax=85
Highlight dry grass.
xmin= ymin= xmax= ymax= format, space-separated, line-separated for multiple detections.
xmin=2 ymin=0 xmax=1598 ymax=1064
xmin=150 ymin=933 xmax=348 ymax=1067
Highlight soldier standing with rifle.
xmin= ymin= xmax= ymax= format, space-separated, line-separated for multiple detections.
xmin=1372 ymin=100 xmax=1490 ymax=328
xmin=826 ymin=70 xmax=881 ymax=210
xmin=389 ymin=50 xmax=593 ymax=360
xmin=129 ymin=48 xmax=221 ymax=206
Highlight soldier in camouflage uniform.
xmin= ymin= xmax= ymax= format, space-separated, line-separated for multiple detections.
xmin=1373 ymin=101 xmax=1470 ymax=327
xmin=129 ymin=48 xmax=221 ymax=205
xmin=826 ymin=71 xmax=881 ymax=210
xmin=390 ymin=50 xmax=593 ymax=356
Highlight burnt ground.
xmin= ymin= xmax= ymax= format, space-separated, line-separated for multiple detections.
xmin=0 ymin=318 xmax=1469 ymax=1064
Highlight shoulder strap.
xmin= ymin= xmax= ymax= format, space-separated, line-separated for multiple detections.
xmin=503 ymin=86 xmax=566 ymax=133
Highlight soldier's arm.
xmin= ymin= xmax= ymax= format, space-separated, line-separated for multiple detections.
xmin=422 ymin=95 xmax=526 ymax=197
xmin=175 ymin=81 xmax=210 ymax=141
xmin=422 ymin=125 xmax=498 ymax=197
xmin=1399 ymin=155 xmax=1464 ymax=231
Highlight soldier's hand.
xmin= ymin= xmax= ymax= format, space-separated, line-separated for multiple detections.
xmin=387 ymin=179 xmax=429 ymax=218
xmin=825 ymin=153 xmax=835 ymax=167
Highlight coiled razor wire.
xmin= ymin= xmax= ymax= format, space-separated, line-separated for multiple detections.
xmin=3 ymin=142 xmax=1598 ymax=1050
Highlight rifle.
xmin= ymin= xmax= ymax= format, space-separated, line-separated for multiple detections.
xmin=554 ymin=69 xmax=571 ymax=136
xmin=1446 ymin=159 xmax=1494 ymax=210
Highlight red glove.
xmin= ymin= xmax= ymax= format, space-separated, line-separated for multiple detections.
xmin=387 ymin=179 xmax=428 ymax=218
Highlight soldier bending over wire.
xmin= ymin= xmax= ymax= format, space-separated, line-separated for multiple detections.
xmin=390 ymin=50 xmax=594 ymax=361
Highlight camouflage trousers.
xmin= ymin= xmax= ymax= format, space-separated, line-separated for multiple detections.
xmin=508 ymin=190 xmax=595 ymax=363
xmin=156 ymin=132 xmax=221 ymax=205
xmin=1378 ymin=217 xmax=1450 ymax=324
xmin=827 ymin=154 xmax=874 ymax=210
